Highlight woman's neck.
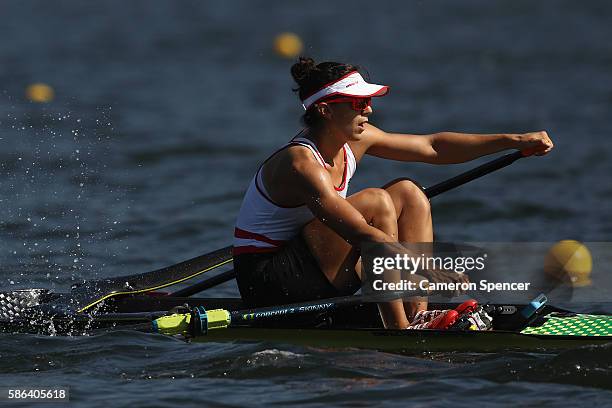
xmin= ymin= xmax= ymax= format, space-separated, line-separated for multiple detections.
xmin=306 ymin=126 xmax=346 ymax=166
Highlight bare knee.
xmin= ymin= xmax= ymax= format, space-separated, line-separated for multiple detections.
xmin=386 ymin=179 xmax=431 ymax=215
xmin=360 ymin=188 xmax=397 ymax=221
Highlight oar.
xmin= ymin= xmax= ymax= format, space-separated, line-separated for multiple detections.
xmin=8 ymin=289 xmax=419 ymax=335
xmin=152 ymin=291 xmax=428 ymax=337
xmin=170 ymin=150 xmax=527 ymax=297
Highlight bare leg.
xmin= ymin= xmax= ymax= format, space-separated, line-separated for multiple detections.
xmin=302 ymin=188 xmax=410 ymax=329
xmin=383 ymin=179 xmax=433 ymax=320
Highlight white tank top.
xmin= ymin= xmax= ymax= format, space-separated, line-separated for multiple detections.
xmin=233 ymin=133 xmax=357 ymax=255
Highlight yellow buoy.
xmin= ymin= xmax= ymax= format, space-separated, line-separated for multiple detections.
xmin=544 ymin=240 xmax=592 ymax=287
xmin=26 ymin=83 xmax=55 ymax=103
xmin=273 ymin=32 xmax=303 ymax=59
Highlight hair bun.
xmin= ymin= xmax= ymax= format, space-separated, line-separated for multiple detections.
xmin=291 ymin=57 xmax=317 ymax=86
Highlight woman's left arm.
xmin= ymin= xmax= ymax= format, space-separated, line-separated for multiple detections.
xmin=361 ymin=124 xmax=553 ymax=164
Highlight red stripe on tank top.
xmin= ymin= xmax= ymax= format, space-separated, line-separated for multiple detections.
xmin=234 ymin=227 xmax=287 ymax=247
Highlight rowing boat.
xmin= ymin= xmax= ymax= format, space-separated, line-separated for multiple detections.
xmin=1 ymin=289 xmax=610 ymax=353
xmin=1 ymin=152 xmax=609 ymax=353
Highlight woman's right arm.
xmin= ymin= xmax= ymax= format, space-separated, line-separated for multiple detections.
xmin=291 ymin=154 xmax=468 ymax=292
xmin=291 ymin=159 xmax=394 ymax=247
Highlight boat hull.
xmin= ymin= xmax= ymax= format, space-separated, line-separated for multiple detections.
xmin=197 ymin=326 xmax=611 ymax=353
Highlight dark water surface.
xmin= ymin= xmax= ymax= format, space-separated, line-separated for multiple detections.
xmin=1 ymin=0 xmax=612 ymax=406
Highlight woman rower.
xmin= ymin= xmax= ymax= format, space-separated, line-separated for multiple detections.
xmin=233 ymin=57 xmax=553 ymax=329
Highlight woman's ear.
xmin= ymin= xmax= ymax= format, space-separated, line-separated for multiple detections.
xmin=316 ymin=102 xmax=333 ymax=119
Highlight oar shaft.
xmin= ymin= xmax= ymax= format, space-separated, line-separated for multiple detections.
xmin=424 ymin=150 xmax=524 ymax=199
xmin=153 ymin=291 xmax=428 ymax=337
xmin=169 ymin=269 xmax=236 ymax=297
xmin=229 ymin=294 xmax=361 ymax=325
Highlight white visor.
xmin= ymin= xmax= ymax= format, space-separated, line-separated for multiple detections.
xmin=301 ymin=71 xmax=389 ymax=110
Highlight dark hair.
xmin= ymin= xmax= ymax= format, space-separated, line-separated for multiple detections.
xmin=291 ymin=57 xmax=359 ymax=128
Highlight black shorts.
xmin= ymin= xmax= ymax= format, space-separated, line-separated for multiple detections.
xmin=234 ymin=235 xmax=348 ymax=307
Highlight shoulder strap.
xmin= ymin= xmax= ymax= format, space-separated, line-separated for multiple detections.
xmin=289 ymin=136 xmax=327 ymax=168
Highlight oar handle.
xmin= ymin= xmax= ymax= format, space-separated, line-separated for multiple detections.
xmin=424 ymin=150 xmax=525 ymax=199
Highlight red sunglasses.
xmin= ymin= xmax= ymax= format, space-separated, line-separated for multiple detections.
xmin=324 ymin=97 xmax=372 ymax=112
